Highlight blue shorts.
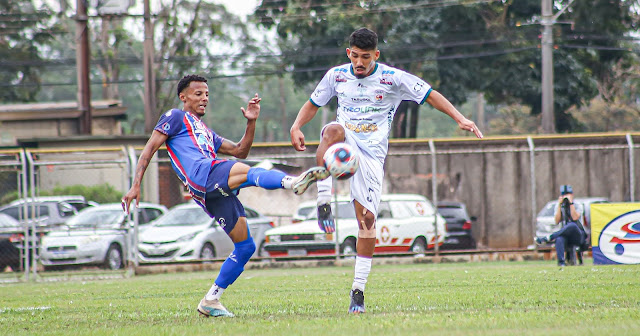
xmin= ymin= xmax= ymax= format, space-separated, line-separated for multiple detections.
xmin=204 ymin=160 xmax=245 ymax=234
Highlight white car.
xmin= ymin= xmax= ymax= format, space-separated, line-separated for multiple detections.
xmin=264 ymin=194 xmax=446 ymax=258
xmin=40 ymin=202 xmax=167 ymax=270
xmin=138 ymin=203 xmax=276 ymax=263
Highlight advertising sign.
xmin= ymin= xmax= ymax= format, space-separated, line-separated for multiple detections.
xmin=591 ymin=203 xmax=640 ymax=265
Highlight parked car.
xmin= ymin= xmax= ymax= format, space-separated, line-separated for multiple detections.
xmin=437 ymin=201 xmax=477 ymax=249
xmin=291 ymin=201 xmax=316 ymax=223
xmin=264 ymin=194 xmax=446 ymax=258
xmin=534 ymin=197 xmax=609 ymax=246
xmin=0 ymin=195 xmax=98 ymax=232
xmin=138 ymin=203 xmax=273 ymax=263
xmin=40 ymin=202 xmax=167 ymax=270
xmin=244 ymin=207 xmax=276 ymax=258
xmin=0 ymin=214 xmax=22 ymax=272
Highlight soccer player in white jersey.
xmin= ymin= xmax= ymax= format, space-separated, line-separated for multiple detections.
xmin=289 ymin=28 xmax=484 ymax=314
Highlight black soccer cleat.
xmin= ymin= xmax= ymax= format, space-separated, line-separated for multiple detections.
xmin=317 ymin=203 xmax=335 ymax=233
xmin=348 ymin=289 xmax=365 ymax=314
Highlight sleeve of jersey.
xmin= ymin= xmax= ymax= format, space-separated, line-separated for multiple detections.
xmin=211 ymin=131 xmax=225 ymax=152
xmin=153 ymin=109 xmax=182 ymax=137
xmin=397 ymin=71 xmax=432 ymax=105
xmin=309 ymin=70 xmax=336 ymax=107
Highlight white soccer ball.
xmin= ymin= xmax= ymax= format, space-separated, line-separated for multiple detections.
xmin=323 ymin=142 xmax=359 ymax=180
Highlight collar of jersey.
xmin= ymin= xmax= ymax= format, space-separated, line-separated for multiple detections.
xmin=349 ymin=63 xmax=379 ymax=78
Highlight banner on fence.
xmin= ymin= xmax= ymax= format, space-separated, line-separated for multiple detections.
xmin=591 ymin=203 xmax=640 ymax=265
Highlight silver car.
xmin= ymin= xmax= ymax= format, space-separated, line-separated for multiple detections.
xmin=138 ymin=203 xmax=274 ymax=263
xmin=40 ymin=203 xmax=167 ymax=270
xmin=534 ymin=197 xmax=609 ymax=246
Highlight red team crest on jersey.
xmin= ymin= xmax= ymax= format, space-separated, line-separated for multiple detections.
xmin=375 ymin=90 xmax=384 ymax=101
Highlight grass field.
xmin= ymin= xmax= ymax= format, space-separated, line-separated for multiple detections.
xmin=1 ymin=261 xmax=639 ymax=336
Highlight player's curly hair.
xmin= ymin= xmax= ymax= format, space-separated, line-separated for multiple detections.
xmin=177 ymin=74 xmax=207 ymax=98
xmin=349 ymin=28 xmax=378 ymax=51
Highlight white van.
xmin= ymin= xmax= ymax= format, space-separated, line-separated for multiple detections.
xmin=265 ymin=194 xmax=446 ymax=258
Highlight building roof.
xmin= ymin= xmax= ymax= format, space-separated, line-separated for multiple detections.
xmin=0 ymin=100 xmax=126 ymax=121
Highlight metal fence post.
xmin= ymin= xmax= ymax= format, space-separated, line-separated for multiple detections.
xmin=25 ymin=150 xmax=37 ymax=280
xmin=429 ymin=140 xmax=439 ymax=256
xmin=527 ymin=137 xmax=537 ymax=248
xmin=627 ymin=134 xmax=635 ymax=202
xmin=334 ymin=181 xmax=340 ymax=261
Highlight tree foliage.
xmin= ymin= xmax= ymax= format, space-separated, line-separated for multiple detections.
xmin=0 ymin=1 xmax=59 ymax=102
xmin=256 ymin=0 xmax=640 ymax=134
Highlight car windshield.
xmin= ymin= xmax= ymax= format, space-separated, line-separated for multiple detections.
xmin=297 ymin=206 xmax=315 ymax=218
xmin=437 ymin=207 xmax=467 ymax=219
xmin=67 ymin=209 xmax=124 ymax=227
xmin=537 ymin=202 xmax=556 ymax=217
xmin=305 ymin=202 xmax=357 ymax=220
xmin=154 ymin=207 xmax=211 ymax=227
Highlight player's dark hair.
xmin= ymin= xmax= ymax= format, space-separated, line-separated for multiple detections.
xmin=177 ymin=74 xmax=207 ymax=98
xmin=349 ymin=28 xmax=378 ymax=50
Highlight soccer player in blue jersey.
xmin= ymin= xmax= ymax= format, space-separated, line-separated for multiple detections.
xmin=122 ymin=74 xmax=329 ymax=317
xmin=290 ymin=28 xmax=483 ymax=314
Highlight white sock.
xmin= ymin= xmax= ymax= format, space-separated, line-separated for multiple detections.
xmin=352 ymin=256 xmax=372 ymax=291
xmin=281 ymin=176 xmax=294 ymax=189
xmin=317 ymin=176 xmax=333 ymax=205
xmin=205 ymin=283 xmax=225 ymax=301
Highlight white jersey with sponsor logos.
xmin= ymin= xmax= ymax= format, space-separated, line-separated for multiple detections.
xmin=310 ymin=62 xmax=432 ymax=160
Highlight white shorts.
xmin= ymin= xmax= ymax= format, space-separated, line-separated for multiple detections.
xmin=321 ymin=122 xmax=384 ymax=216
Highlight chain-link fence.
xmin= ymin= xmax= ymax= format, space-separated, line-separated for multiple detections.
xmin=0 ymin=133 xmax=637 ymax=281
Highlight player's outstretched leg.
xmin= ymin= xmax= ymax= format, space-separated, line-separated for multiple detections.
xmin=285 ymin=166 xmax=330 ymax=195
xmin=348 ymin=289 xmax=366 ymax=314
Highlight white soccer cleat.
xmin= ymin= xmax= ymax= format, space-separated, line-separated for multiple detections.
xmin=291 ymin=167 xmax=330 ymax=195
xmin=197 ymin=298 xmax=235 ymax=318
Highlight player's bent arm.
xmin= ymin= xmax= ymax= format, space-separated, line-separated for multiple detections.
xmin=122 ymin=130 xmax=167 ymax=211
xmin=425 ymin=90 xmax=483 ymax=138
xmin=218 ymin=119 xmax=257 ymax=159
xmin=133 ymin=130 xmax=168 ymax=187
xmin=290 ymin=101 xmax=320 ymax=151
xmin=425 ymin=90 xmax=466 ymax=123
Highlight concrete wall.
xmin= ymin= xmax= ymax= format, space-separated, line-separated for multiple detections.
xmin=238 ymin=133 xmax=640 ymax=249
xmin=20 ymin=132 xmax=640 ymax=249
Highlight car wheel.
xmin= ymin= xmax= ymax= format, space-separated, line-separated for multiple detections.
xmin=9 ymin=261 xmax=20 ymax=272
xmin=257 ymin=240 xmax=268 ymax=258
xmin=341 ymin=238 xmax=357 ymax=257
xmin=104 ymin=244 xmax=124 ymax=270
xmin=411 ymin=237 xmax=427 ymax=256
xmin=200 ymin=243 xmax=216 ymax=261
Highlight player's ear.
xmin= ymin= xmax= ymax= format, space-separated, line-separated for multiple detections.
xmin=374 ymin=49 xmax=380 ymax=60
xmin=346 ymin=48 xmax=351 ymax=58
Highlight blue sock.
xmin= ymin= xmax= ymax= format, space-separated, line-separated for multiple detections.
xmin=214 ymin=237 xmax=256 ymax=288
xmin=237 ymin=167 xmax=286 ymax=190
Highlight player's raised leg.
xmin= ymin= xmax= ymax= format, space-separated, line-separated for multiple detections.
xmin=315 ymin=124 xmax=346 ymax=233
xmin=227 ymin=162 xmax=329 ymax=195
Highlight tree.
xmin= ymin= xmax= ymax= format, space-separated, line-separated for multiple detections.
xmin=256 ymin=0 xmax=640 ymax=135
xmin=0 ymin=1 xmax=59 ymax=103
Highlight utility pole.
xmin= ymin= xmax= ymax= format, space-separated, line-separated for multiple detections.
xmin=541 ymin=0 xmax=576 ymax=134
xmin=76 ymin=0 xmax=92 ymax=134
xmin=143 ymin=0 xmax=157 ymax=133
xmin=540 ymin=0 xmax=555 ymax=134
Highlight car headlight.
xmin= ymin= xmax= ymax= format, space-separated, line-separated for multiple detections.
xmin=268 ymin=235 xmax=280 ymax=243
xmin=176 ymin=232 xmax=199 ymax=243
xmin=314 ymin=233 xmax=329 ymax=241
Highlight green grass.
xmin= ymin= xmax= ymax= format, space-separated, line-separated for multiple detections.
xmin=1 ymin=261 xmax=639 ymax=335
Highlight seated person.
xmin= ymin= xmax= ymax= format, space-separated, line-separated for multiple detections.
xmin=536 ymin=185 xmax=587 ymax=267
